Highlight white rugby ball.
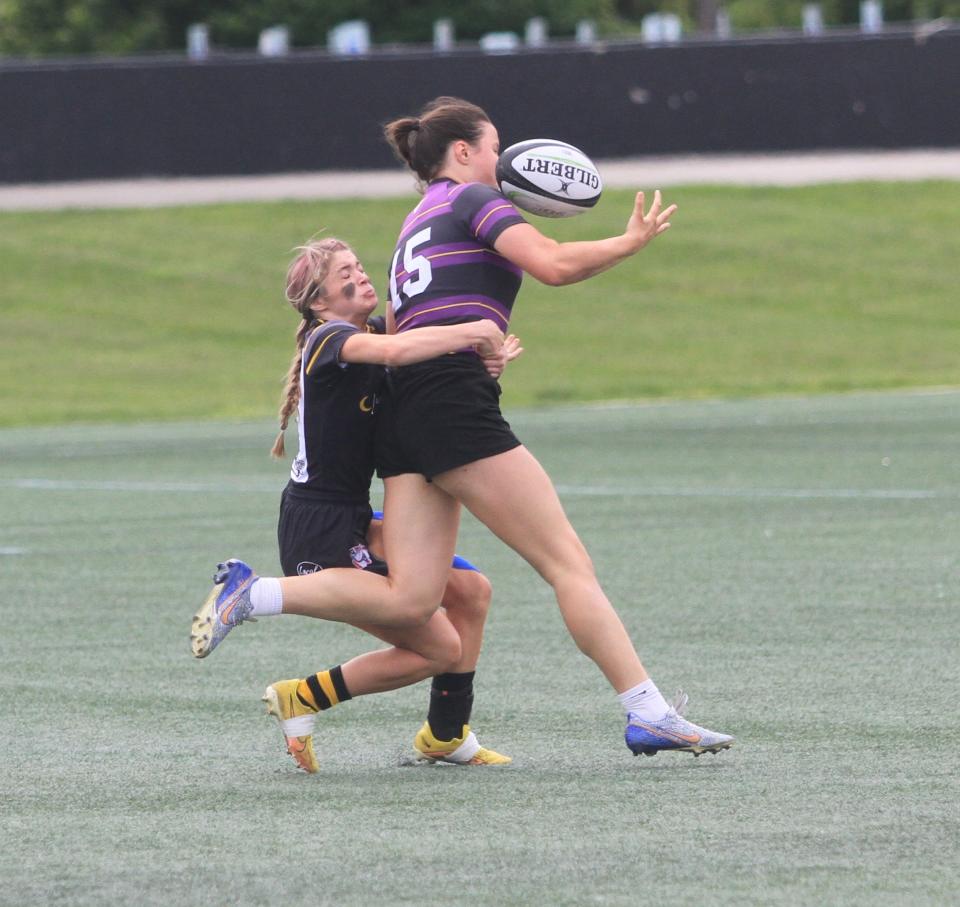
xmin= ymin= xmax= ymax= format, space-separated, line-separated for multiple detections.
xmin=496 ymin=138 xmax=602 ymax=218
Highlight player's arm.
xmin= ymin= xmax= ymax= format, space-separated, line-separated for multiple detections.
xmin=494 ymin=190 xmax=677 ymax=286
xmin=339 ymin=320 xmax=504 ymax=367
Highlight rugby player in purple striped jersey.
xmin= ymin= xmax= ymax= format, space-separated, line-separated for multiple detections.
xmin=199 ymin=97 xmax=733 ymax=760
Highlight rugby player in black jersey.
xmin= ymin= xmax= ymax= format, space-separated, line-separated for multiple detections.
xmin=196 ymin=98 xmax=733 ymax=760
xmin=192 ymin=237 xmax=518 ymax=772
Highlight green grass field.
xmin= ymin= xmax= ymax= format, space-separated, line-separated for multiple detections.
xmin=2 ymin=391 xmax=958 ymax=905
xmin=1 ymin=182 xmax=959 ymax=426
xmin=2 ymin=181 xmax=958 ymax=904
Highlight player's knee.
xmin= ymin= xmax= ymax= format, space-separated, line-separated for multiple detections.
xmin=469 ymin=571 xmax=493 ymax=610
xmin=394 ymin=594 xmax=443 ymax=628
xmin=419 ymin=625 xmax=462 ymax=672
xmin=540 ymin=543 xmax=596 ymax=589
xmin=518 ymin=523 xmax=596 ymax=588
xmin=443 ymin=570 xmax=492 ymax=620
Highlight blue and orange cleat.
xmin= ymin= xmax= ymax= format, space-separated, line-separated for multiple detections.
xmin=190 ymin=559 xmax=257 ymax=658
xmin=626 ymin=692 xmax=734 ymax=757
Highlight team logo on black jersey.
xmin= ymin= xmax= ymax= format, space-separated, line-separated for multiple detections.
xmin=358 ymin=395 xmax=374 ymax=413
xmin=297 ymin=561 xmax=323 ymax=575
xmin=349 ymin=544 xmax=374 ymax=570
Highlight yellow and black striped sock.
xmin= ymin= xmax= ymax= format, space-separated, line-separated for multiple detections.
xmin=296 ymin=666 xmax=352 ymax=712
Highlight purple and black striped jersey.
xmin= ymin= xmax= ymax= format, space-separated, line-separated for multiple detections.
xmin=289 ymin=316 xmax=385 ymax=500
xmin=388 ymin=179 xmax=527 ymax=335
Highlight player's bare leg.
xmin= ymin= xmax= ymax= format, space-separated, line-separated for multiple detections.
xmin=277 ymin=475 xmax=457 ymax=627
xmin=366 ymin=517 xmax=492 ymax=674
xmin=434 ymin=445 xmax=733 ymax=757
xmin=363 ymin=513 xmax=507 ymax=766
xmin=435 ymin=445 xmax=646 ymax=692
xmin=264 ymin=609 xmax=462 ymax=774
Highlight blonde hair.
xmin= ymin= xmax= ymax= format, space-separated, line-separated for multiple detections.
xmin=271 ymin=237 xmax=352 ymax=458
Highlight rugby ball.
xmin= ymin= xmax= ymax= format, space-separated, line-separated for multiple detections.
xmin=496 ymin=138 xmax=602 ymax=218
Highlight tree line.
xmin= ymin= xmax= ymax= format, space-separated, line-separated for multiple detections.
xmin=1 ymin=0 xmax=957 ymax=57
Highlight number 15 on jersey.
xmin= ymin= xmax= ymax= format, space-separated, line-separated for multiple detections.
xmin=389 ymin=228 xmax=433 ymax=312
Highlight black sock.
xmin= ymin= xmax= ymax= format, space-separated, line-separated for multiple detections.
xmin=427 ymin=671 xmax=475 ymax=742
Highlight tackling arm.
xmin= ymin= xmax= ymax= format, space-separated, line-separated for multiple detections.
xmin=339 ymin=320 xmax=504 ymax=367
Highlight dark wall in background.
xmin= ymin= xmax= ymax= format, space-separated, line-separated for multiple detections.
xmin=1 ymin=30 xmax=958 ymax=183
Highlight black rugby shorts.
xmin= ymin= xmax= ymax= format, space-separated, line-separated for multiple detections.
xmin=277 ymin=483 xmax=388 ymax=577
xmin=376 ymin=355 xmax=521 ymax=481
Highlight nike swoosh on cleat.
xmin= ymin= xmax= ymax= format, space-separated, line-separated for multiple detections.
xmin=286 ymin=738 xmax=316 ymax=771
xmin=631 ymin=720 xmax=701 ymax=745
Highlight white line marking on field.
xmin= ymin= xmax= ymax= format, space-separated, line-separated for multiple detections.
xmin=0 ymin=478 xmax=276 ymax=493
xmin=555 ymin=485 xmax=953 ymax=500
xmin=1 ymin=477 xmax=953 ymax=500
xmin=0 ymin=546 xmax=26 ymax=555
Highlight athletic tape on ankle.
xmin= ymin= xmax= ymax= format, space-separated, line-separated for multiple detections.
xmin=446 ymin=731 xmax=480 ymax=763
xmin=280 ymin=714 xmax=316 ymax=737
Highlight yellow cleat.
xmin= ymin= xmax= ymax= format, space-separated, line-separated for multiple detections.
xmin=262 ymin=679 xmax=319 ymax=774
xmin=413 ymin=722 xmax=512 ymax=765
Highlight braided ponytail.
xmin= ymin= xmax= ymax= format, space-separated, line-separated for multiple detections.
xmin=270 ymin=237 xmax=351 ymax=458
xmin=271 ymin=316 xmax=316 ymax=458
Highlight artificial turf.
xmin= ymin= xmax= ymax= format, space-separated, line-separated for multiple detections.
xmin=1 ymin=390 xmax=957 ymax=905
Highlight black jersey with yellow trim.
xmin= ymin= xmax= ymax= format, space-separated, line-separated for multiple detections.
xmin=289 ymin=316 xmax=385 ymax=500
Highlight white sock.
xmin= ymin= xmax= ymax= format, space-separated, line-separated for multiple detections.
xmin=618 ymin=679 xmax=670 ymax=721
xmin=249 ymin=577 xmax=283 ymax=617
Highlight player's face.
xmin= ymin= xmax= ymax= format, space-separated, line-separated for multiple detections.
xmin=317 ymin=250 xmax=378 ymax=324
xmin=468 ymin=121 xmax=501 ymax=188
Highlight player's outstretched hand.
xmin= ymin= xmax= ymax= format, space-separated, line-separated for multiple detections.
xmin=482 ymin=334 xmax=524 ymax=378
xmin=625 ymin=190 xmax=677 ymax=251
